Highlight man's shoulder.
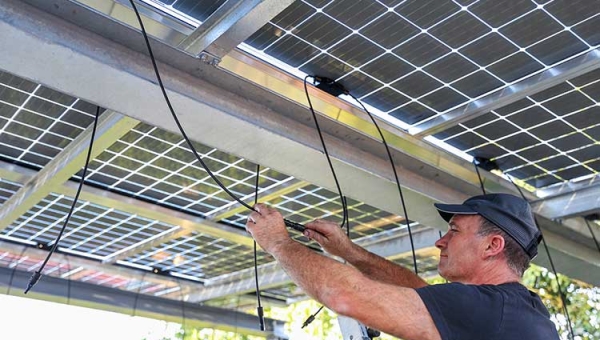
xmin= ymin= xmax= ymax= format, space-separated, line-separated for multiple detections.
xmin=417 ymin=281 xmax=520 ymax=293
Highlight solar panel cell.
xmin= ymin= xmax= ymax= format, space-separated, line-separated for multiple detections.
xmin=323 ymin=0 xmax=386 ymax=29
xmin=361 ymin=53 xmax=414 ymax=83
xmin=459 ymin=33 xmax=518 ymax=66
xmin=172 ymin=0 xmax=226 ymax=22
xmin=529 ymin=31 xmax=589 ymax=66
xmin=453 ymin=70 xmax=504 ymax=98
xmin=265 ymin=35 xmax=320 ymax=67
xmin=395 ymin=0 xmax=460 ymax=29
xmin=362 ymin=87 xmax=410 ymax=112
xmin=500 ymin=10 xmax=563 ymax=48
xmin=391 ymin=71 xmax=442 ymax=98
xmin=429 ymin=11 xmax=490 ymax=48
xmin=470 ymin=0 xmax=535 ymax=28
xmin=294 ymin=14 xmax=352 ymax=49
xmin=389 ymin=102 xmax=435 ymax=125
xmin=393 ymin=34 xmax=451 ymax=67
xmin=572 ymin=15 xmax=600 ymax=46
xmin=360 ymin=12 xmax=419 ymax=49
xmin=487 ymin=52 xmax=544 ymax=82
xmin=329 ymin=34 xmax=384 ymax=67
xmin=421 ymin=87 xmax=468 ymax=112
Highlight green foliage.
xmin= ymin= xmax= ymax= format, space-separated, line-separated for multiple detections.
xmin=522 ymin=265 xmax=600 ymax=340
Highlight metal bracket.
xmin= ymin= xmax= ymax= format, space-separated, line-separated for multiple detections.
xmin=199 ymin=51 xmax=221 ymax=66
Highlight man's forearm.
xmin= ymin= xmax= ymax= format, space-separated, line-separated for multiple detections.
xmin=344 ymin=243 xmax=428 ymax=288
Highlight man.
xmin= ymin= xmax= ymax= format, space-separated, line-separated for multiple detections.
xmin=246 ymin=193 xmax=560 ymax=339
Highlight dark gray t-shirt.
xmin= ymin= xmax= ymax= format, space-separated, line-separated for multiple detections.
xmin=416 ymin=282 xmax=560 ymax=340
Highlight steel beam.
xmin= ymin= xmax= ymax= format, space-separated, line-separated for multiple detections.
xmin=0 ymin=111 xmax=138 ymax=231
xmin=0 ymin=266 xmax=287 ymax=338
xmin=532 ymin=174 xmax=600 ymax=219
xmin=177 ymin=0 xmax=295 ymax=59
xmin=409 ymin=49 xmax=600 ymax=137
xmin=532 ymin=183 xmax=600 ymax=219
xmin=1 ymin=0 xmax=598 ymax=285
xmin=187 ymin=227 xmax=441 ymax=302
xmin=0 ymin=241 xmax=198 ymax=294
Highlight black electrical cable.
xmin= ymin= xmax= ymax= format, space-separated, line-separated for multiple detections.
xmin=128 ymin=0 xmax=254 ymax=211
xmin=346 ymin=92 xmax=418 ymax=274
xmin=253 ymin=164 xmax=265 ymax=331
xmin=300 ymin=195 xmax=349 ymax=329
xmin=24 ymin=105 xmax=100 ymax=294
xmin=127 ymin=0 xmax=305 ymax=234
xmin=131 ymin=272 xmax=147 ymax=317
xmin=494 ymin=174 xmax=574 ymax=339
xmin=584 ymin=218 xmax=600 ymax=253
xmin=472 ymin=159 xmax=487 ymax=195
xmin=303 ymin=76 xmax=349 ymax=228
xmin=343 ymin=196 xmax=350 ymax=237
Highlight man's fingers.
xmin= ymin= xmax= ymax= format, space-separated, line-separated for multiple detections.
xmin=304 ymin=229 xmax=326 ymax=244
xmin=305 ymin=219 xmax=338 ymax=235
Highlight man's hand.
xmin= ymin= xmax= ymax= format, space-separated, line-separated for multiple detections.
xmin=246 ymin=203 xmax=293 ymax=255
xmin=303 ymin=219 xmax=355 ymax=258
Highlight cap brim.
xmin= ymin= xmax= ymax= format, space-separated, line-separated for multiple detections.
xmin=434 ymin=203 xmax=478 ymax=222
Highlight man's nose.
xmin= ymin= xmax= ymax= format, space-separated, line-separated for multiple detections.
xmin=435 ymin=233 xmax=447 ymax=249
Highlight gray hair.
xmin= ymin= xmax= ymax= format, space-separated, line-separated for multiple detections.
xmin=477 ymin=216 xmax=531 ymax=277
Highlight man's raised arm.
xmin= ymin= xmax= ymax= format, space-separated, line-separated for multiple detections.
xmin=304 ymin=219 xmax=428 ymax=288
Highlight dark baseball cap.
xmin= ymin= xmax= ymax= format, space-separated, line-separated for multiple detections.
xmin=434 ymin=193 xmax=542 ymax=259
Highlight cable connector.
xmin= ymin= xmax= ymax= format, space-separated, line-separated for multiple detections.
xmin=584 ymin=213 xmax=600 ymax=221
xmin=257 ymin=306 xmax=265 ymax=331
xmin=473 ymin=157 xmax=499 ymax=172
xmin=24 ymin=270 xmax=42 ymax=294
xmin=313 ymin=76 xmax=348 ymax=97
xmin=301 ymin=305 xmax=323 ymax=329
xmin=284 ymin=219 xmax=306 ymax=232
xmin=301 ymin=314 xmax=316 ymax=329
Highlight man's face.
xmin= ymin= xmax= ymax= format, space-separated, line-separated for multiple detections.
xmin=435 ymin=214 xmax=486 ymax=283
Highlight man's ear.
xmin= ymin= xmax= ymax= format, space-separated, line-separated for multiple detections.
xmin=484 ymin=234 xmax=505 ymax=258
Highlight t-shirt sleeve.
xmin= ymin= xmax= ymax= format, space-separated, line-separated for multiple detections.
xmin=416 ymin=283 xmax=504 ymax=340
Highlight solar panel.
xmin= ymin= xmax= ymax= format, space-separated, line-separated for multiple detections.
xmin=3 ymin=0 xmax=600 ymax=312
xmin=121 ymin=231 xmax=273 ymax=281
xmin=435 ymin=70 xmax=600 ymax=188
xmin=129 ymin=0 xmax=599 ymax=192
xmin=171 ymin=0 xmax=227 ymax=22
xmin=0 ymin=178 xmax=20 ymax=205
xmin=242 ymin=0 xmax=599 ymax=127
xmin=0 ymin=71 xmax=102 ymax=169
xmin=2 ymin=193 xmax=179 ymax=259
xmin=84 ymin=122 xmax=297 ymax=219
